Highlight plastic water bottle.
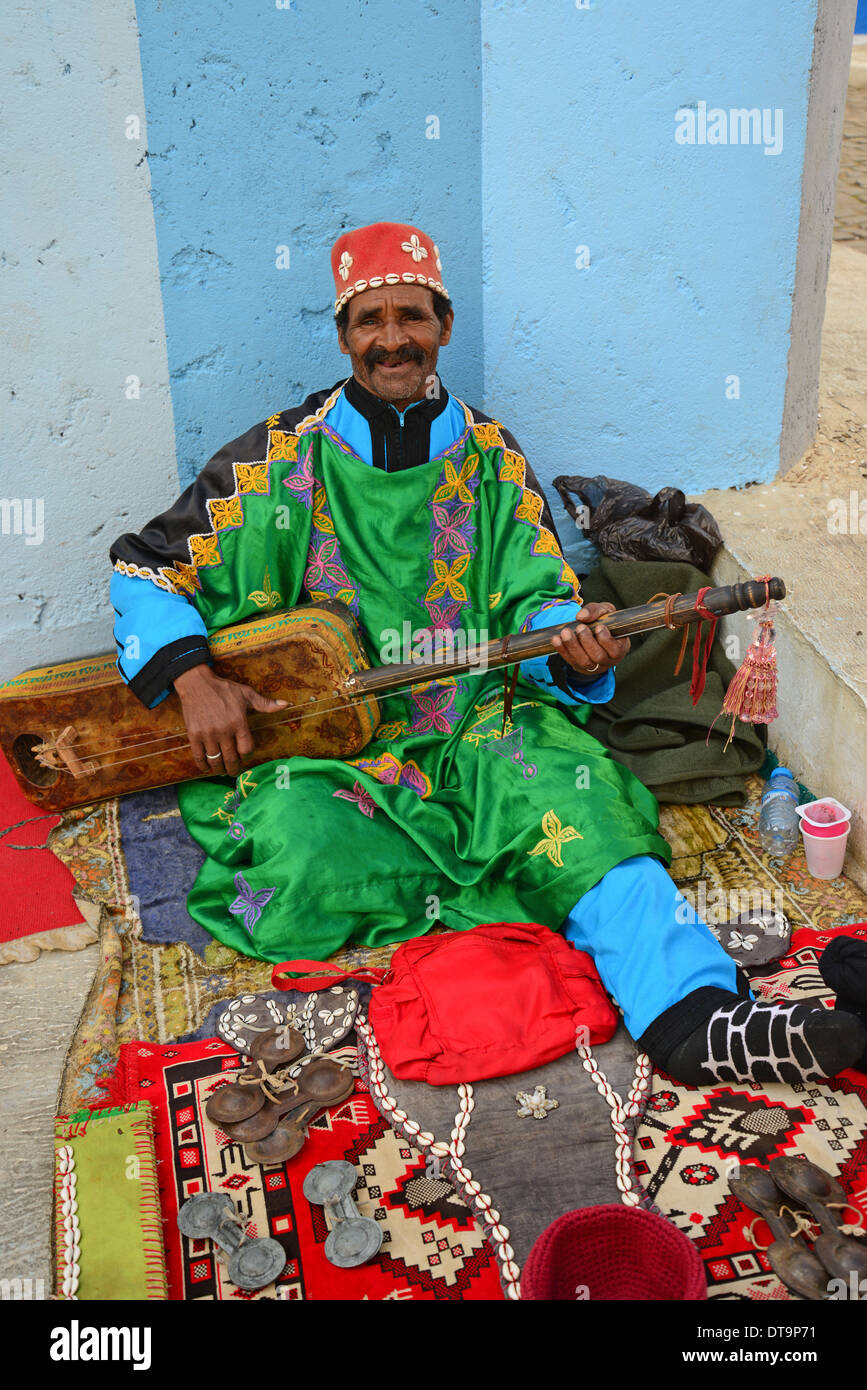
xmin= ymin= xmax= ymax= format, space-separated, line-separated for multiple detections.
xmin=758 ymin=766 xmax=800 ymax=857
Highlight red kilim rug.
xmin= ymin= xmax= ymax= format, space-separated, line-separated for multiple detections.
xmin=0 ymin=749 xmax=83 ymax=943
xmin=638 ymin=925 xmax=867 ymax=1300
xmin=100 ymin=1037 xmax=505 ymax=1301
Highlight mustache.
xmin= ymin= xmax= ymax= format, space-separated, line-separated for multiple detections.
xmin=364 ymin=346 xmax=425 ymax=369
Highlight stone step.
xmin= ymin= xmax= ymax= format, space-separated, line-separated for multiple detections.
xmin=695 ymin=484 xmax=866 ymax=891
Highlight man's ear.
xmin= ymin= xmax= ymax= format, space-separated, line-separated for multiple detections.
xmin=438 ymin=310 xmax=454 ymax=348
xmin=336 ymin=325 xmax=350 ymax=357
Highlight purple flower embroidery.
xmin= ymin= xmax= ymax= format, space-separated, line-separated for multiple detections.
xmin=282 ymin=439 xmax=315 ymax=509
xmin=431 ymin=501 xmax=473 ymax=558
xmin=398 ymin=763 xmax=430 ymax=797
xmin=410 ymin=685 xmax=458 ymax=734
xmin=229 ymin=871 xmax=276 ymax=936
xmin=333 ymin=781 xmax=378 ymax=818
xmin=426 ymin=599 xmax=462 ymax=632
xmin=305 ymin=536 xmax=351 ymax=590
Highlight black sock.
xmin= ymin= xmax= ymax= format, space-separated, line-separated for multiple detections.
xmin=640 ymin=994 xmax=867 ymax=1087
xmin=819 ymin=937 xmax=867 ymax=1071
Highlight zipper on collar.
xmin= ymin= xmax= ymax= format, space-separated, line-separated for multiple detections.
xmin=385 ymin=398 xmax=424 ymax=470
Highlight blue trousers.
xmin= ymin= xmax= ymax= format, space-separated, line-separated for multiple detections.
xmin=561 ymin=855 xmax=740 ymax=1039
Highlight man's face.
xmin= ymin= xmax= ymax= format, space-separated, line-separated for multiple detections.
xmin=337 ymin=284 xmax=453 ymax=408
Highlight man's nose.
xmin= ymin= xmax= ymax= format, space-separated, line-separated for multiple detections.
xmin=378 ymin=318 xmax=410 ymax=351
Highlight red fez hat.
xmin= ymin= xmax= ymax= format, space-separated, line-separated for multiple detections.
xmin=330 ymin=221 xmax=449 ymax=316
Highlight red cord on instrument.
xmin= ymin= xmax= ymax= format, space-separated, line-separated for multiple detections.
xmin=653 ymin=587 xmax=718 ymax=705
xmin=687 ymin=586 xmax=719 ymax=706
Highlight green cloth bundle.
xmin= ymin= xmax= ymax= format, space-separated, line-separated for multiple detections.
xmin=54 ymin=1102 xmax=167 ymax=1301
xmin=579 ymin=558 xmax=766 ymax=806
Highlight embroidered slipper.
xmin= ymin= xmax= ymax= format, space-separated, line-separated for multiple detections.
xmin=769 ymin=1156 xmax=867 ymax=1284
xmin=218 ymin=993 xmax=297 ymax=1054
xmin=729 ymin=1166 xmax=831 ymax=1301
xmin=220 ymin=1057 xmax=356 ymax=1144
xmin=713 ymin=909 xmax=792 ymax=970
xmin=217 ymin=986 xmax=359 ymax=1057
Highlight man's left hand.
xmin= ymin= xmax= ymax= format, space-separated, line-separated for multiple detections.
xmin=550 ymin=602 xmax=630 ymax=678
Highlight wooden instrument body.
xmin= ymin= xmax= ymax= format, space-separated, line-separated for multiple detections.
xmin=0 ymin=602 xmax=380 ymax=813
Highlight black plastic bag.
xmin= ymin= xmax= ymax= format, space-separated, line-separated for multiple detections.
xmin=552 ymin=474 xmax=723 ymax=571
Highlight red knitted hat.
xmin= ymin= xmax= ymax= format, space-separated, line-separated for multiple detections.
xmin=520 ymin=1204 xmax=708 ymax=1301
xmin=330 ymin=221 xmax=449 ymax=315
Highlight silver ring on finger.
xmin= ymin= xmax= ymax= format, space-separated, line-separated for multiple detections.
xmin=585 ymin=662 xmax=600 ymax=673
xmin=205 ymin=751 xmax=223 ymax=761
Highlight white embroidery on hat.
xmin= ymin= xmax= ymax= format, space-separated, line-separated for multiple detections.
xmin=338 ymin=251 xmax=353 ymax=281
xmin=433 ymin=243 xmax=442 ymax=273
xmin=401 ymin=234 xmax=428 ymax=262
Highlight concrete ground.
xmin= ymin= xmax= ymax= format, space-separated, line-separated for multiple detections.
xmin=833 ymin=40 xmax=867 ymax=254
xmin=1 ymin=41 xmax=865 ymax=1302
xmin=0 ymin=938 xmax=99 ymax=1295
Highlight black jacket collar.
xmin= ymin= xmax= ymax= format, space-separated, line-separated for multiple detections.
xmin=342 ymin=374 xmax=448 ymax=471
xmin=343 ymin=373 xmax=449 ymax=425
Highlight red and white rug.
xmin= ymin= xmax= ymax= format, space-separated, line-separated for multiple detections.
xmin=99 ymin=1036 xmax=505 ymax=1301
xmin=637 ymin=925 xmax=867 ymax=1300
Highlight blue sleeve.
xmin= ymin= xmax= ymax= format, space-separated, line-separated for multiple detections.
xmin=519 ymin=599 xmax=616 ymax=706
xmin=111 ymin=570 xmax=211 ymax=708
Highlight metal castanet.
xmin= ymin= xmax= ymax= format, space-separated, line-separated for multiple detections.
xmin=0 ymin=579 xmax=785 ymax=814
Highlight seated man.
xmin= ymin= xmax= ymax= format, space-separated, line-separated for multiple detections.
xmin=110 ymin=220 xmax=864 ymax=1087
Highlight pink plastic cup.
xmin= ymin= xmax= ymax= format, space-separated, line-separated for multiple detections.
xmin=800 ymin=824 xmax=849 ymax=878
xmin=796 ymin=799 xmax=852 ymax=879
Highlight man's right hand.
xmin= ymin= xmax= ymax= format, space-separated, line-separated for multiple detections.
xmin=173 ymin=664 xmax=288 ymax=776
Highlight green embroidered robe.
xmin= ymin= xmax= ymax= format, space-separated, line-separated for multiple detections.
xmin=118 ymin=388 xmax=670 ymax=961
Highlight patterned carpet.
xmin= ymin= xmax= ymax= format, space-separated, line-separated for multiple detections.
xmin=95 ymin=1038 xmax=504 ymax=1302
xmin=49 ymin=776 xmax=867 ymax=1301
xmin=54 ymin=776 xmax=867 ymax=1115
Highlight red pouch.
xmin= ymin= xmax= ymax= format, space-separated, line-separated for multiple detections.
xmin=272 ymin=922 xmax=617 ymax=1085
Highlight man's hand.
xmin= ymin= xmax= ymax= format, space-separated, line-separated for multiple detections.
xmin=550 ymin=602 xmax=630 ymax=680
xmin=173 ymin=665 xmax=288 ymax=776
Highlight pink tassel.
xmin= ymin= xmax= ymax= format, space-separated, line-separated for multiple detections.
xmin=714 ymin=581 xmax=779 ymax=750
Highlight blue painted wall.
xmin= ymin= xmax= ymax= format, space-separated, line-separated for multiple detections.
xmin=482 ymin=0 xmax=818 ymax=539
xmin=137 ymin=0 xmax=830 ymax=533
xmin=0 ymin=0 xmax=180 ymax=679
xmin=856 ymin=0 xmax=867 ymax=31
xmin=136 ymin=0 xmax=482 ymax=488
